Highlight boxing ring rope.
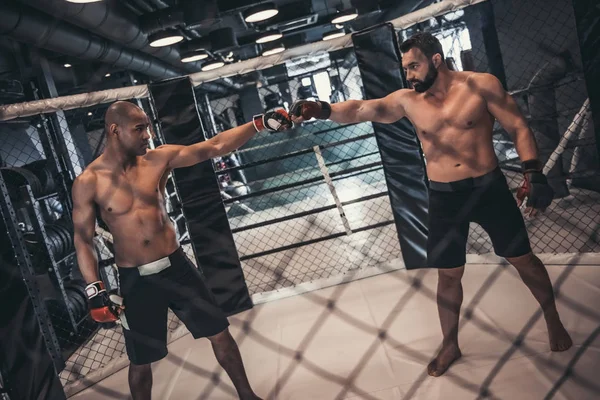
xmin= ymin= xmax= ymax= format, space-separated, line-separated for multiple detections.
xmin=0 ymin=0 xmax=486 ymax=122
xmin=542 ymin=98 xmax=590 ymax=177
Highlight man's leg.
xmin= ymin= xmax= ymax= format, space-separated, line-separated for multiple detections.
xmin=129 ymin=363 xmax=152 ymax=400
xmin=505 ymin=252 xmax=572 ymax=351
xmin=208 ymin=329 xmax=262 ymax=400
xmin=428 ymin=266 xmax=465 ymax=377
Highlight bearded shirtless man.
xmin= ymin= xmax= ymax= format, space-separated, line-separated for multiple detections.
xmin=72 ymin=101 xmax=290 ymax=399
xmin=289 ymin=32 xmax=572 ymax=377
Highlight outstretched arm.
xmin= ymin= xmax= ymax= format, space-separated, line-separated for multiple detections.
xmin=72 ymin=172 xmax=99 ymax=284
xmin=331 ymin=90 xmax=409 ymax=124
xmin=473 ymin=73 xmax=538 ymax=163
xmin=157 ymin=122 xmax=258 ymax=170
xmin=290 ymin=89 xmax=410 ymax=125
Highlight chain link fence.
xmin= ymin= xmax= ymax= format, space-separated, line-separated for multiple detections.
xmin=412 ymin=0 xmax=600 ymax=255
xmin=204 ymin=50 xmax=403 ymax=296
xmin=0 ymin=99 xmax=200 ymax=388
xmin=0 ymin=0 xmax=598 ymax=397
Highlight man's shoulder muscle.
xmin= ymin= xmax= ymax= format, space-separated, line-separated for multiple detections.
xmin=72 ymin=169 xmax=97 ymax=202
xmin=466 ymin=72 xmax=504 ymax=97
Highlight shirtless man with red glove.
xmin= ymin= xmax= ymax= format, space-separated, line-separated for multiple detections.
xmin=73 ymin=101 xmax=290 ymax=399
xmin=289 ymin=32 xmax=572 ymax=377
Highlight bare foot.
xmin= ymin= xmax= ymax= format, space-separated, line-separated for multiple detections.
xmin=427 ymin=343 xmax=462 ymax=377
xmin=547 ymin=317 xmax=573 ymax=352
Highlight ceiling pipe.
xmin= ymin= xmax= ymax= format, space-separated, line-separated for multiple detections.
xmin=18 ymin=0 xmax=205 ymax=72
xmin=0 ymin=1 xmax=181 ymax=80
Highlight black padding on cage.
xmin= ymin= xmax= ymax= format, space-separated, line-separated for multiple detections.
xmin=0 ymin=255 xmax=66 ymax=400
xmin=572 ymin=0 xmax=600 ymax=171
xmin=148 ymin=77 xmax=252 ymax=315
xmin=352 ymin=23 xmax=429 ymax=270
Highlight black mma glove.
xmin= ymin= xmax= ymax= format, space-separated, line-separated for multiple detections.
xmin=253 ymin=109 xmax=293 ymax=133
xmin=289 ymin=100 xmax=332 ymax=120
xmin=516 ymin=159 xmax=554 ymax=211
xmin=86 ymin=281 xmax=124 ymax=323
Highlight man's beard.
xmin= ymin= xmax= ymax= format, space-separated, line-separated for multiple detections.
xmin=411 ymin=62 xmax=438 ymax=93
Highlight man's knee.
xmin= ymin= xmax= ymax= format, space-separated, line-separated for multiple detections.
xmin=438 ymin=266 xmax=465 ymax=286
xmin=207 ymin=328 xmax=232 ymax=345
xmin=506 ymin=252 xmax=538 ymax=269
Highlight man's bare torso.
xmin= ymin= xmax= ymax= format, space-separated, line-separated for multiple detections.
xmin=85 ymin=152 xmax=178 ymax=267
xmin=402 ymin=72 xmax=499 ymax=182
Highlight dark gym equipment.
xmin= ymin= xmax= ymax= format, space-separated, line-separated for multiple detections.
xmin=22 ymin=160 xmax=57 ymax=196
xmin=0 ymin=166 xmax=44 ymax=199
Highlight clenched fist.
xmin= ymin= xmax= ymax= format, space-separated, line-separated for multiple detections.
xmin=289 ymin=100 xmax=332 ymax=124
xmin=253 ymin=108 xmax=293 ymax=133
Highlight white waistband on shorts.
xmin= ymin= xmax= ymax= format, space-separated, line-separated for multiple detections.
xmin=137 ymin=256 xmax=171 ymax=276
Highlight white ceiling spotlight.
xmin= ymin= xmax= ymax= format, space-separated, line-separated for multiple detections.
xmin=148 ymin=30 xmax=184 ymax=47
xmin=181 ymin=51 xmax=209 ymax=63
xmin=255 ymin=31 xmax=283 ymax=44
xmin=262 ymin=44 xmax=285 ymax=57
xmin=243 ymin=2 xmax=279 ymax=23
xmin=331 ymin=9 xmax=359 ymax=25
xmin=322 ymin=28 xmax=346 ymax=41
xmin=63 ymin=63 xmax=72 ymax=68
xmin=66 ymin=0 xmax=103 ymax=3
xmin=201 ymin=60 xmax=225 ymax=71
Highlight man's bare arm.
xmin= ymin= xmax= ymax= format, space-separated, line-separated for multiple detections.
xmin=155 ymin=122 xmax=258 ymax=170
xmin=474 ymin=73 xmax=538 ymax=163
xmin=72 ymin=172 xmax=99 ymax=284
xmin=329 ymin=90 xmax=409 ymax=124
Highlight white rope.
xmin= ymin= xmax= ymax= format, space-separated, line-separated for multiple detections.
xmin=542 ymin=98 xmax=590 ymax=176
xmin=0 ymin=85 xmax=149 ymax=121
xmin=0 ymin=0 xmax=486 ymax=122
xmin=189 ymin=0 xmax=487 ymax=87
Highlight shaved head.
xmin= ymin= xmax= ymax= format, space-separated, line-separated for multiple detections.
xmin=105 ymin=101 xmax=144 ymax=132
xmin=103 ymin=101 xmax=152 ymax=157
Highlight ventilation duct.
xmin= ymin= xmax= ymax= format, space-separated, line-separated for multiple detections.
xmin=0 ymin=1 xmax=180 ymax=80
xmin=18 ymin=0 xmax=183 ymax=67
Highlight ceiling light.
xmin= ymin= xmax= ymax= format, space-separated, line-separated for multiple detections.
xmin=64 ymin=63 xmax=72 ymax=68
xmin=262 ymin=45 xmax=285 ymax=57
xmin=182 ymin=52 xmax=209 ymax=63
xmin=66 ymin=0 xmax=103 ymax=3
xmin=105 ymin=73 xmax=111 ymax=77
xmin=87 ymin=112 xmax=93 ymax=116
xmin=256 ymin=31 xmax=283 ymax=44
xmin=148 ymin=30 xmax=184 ymax=47
xmin=322 ymin=29 xmax=346 ymax=41
xmin=201 ymin=60 xmax=225 ymax=71
xmin=243 ymin=3 xmax=279 ymax=23
xmin=444 ymin=9 xmax=465 ymax=21
xmin=331 ymin=9 xmax=359 ymax=24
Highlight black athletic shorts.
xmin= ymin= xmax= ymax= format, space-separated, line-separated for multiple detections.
xmin=117 ymin=247 xmax=230 ymax=365
xmin=426 ymin=167 xmax=532 ymax=269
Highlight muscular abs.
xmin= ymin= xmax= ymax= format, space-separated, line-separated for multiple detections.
xmin=93 ymin=159 xmax=178 ymax=267
xmin=404 ymin=79 xmax=499 ymax=182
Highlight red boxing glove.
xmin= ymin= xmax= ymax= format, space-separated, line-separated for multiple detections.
xmin=86 ymin=281 xmax=123 ymax=323
xmin=290 ymin=100 xmax=332 ymax=120
xmin=253 ymin=109 xmax=293 ymax=133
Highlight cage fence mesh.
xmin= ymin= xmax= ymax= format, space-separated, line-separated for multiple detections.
xmin=0 ymin=0 xmax=598 ymax=397
xmin=206 ymin=50 xmax=402 ymax=296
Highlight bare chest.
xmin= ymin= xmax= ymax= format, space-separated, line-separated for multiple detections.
xmin=94 ymin=168 xmax=164 ymax=217
xmin=406 ymin=90 xmax=491 ymax=137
